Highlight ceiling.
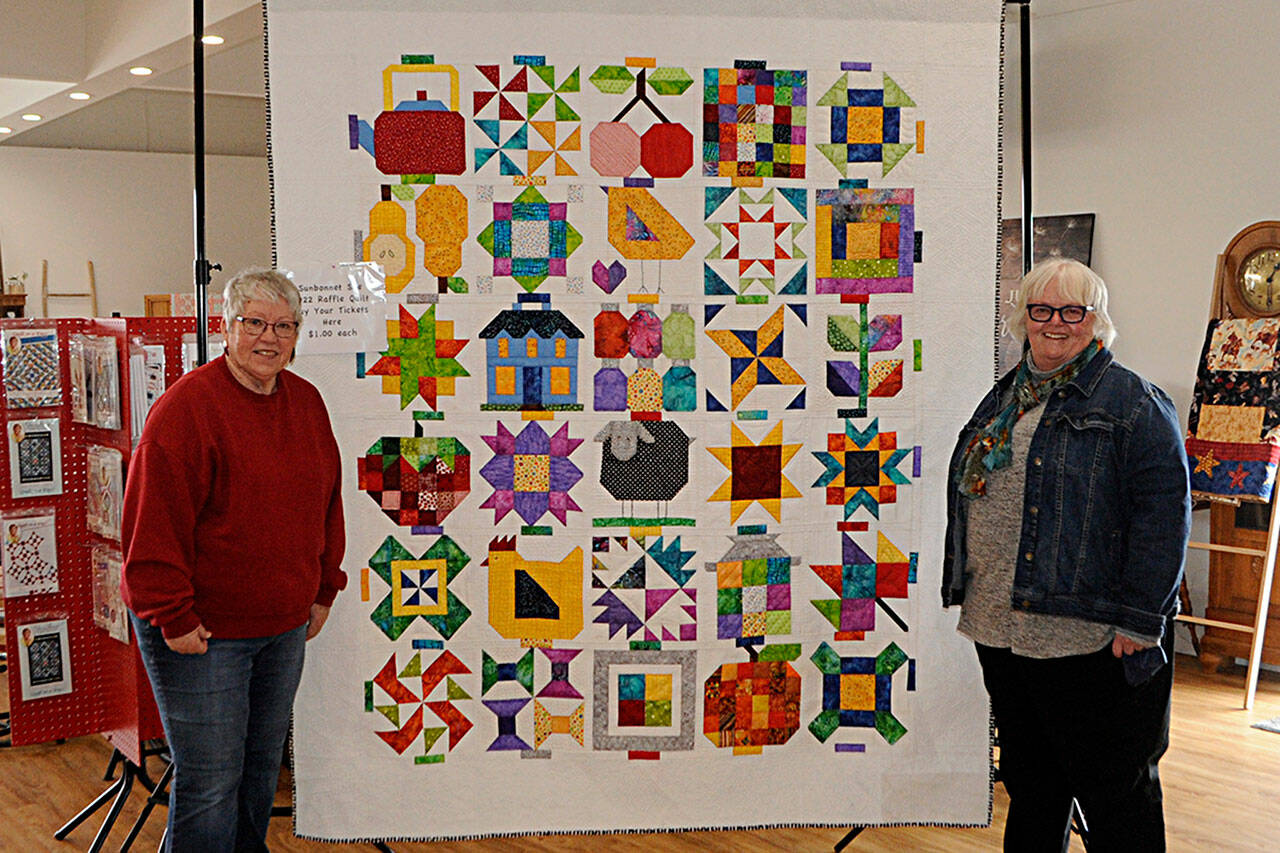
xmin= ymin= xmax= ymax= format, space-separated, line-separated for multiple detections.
xmin=0 ymin=0 xmax=1128 ymax=157
xmin=0 ymin=0 xmax=266 ymax=156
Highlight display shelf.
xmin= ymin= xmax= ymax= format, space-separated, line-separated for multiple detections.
xmin=0 ymin=316 xmax=211 ymax=761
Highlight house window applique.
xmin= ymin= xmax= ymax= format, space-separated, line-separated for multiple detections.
xmin=550 ymin=367 xmax=571 ymax=396
xmin=495 ymin=366 xmax=517 ymax=396
xmin=479 ymin=293 xmax=586 ymax=411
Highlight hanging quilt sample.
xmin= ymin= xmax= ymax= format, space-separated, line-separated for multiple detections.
xmin=267 ymin=0 xmax=1003 ymax=840
xmin=1186 ymin=318 xmax=1280 ymax=499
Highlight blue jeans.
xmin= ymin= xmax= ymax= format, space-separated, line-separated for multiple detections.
xmin=132 ymin=614 xmax=306 ymax=853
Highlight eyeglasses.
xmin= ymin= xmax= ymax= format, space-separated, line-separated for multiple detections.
xmin=1026 ymin=303 xmax=1094 ymax=324
xmin=235 ymin=315 xmax=299 ymax=338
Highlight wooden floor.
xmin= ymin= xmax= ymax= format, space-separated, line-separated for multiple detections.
xmin=2 ymin=654 xmax=1278 ymax=852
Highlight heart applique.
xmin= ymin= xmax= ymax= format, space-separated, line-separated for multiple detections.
xmin=591 ymin=259 xmax=627 ymax=294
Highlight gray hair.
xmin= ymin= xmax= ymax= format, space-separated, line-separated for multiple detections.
xmin=1009 ymin=257 xmax=1116 ymax=348
xmin=222 ymin=268 xmax=302 ymax=329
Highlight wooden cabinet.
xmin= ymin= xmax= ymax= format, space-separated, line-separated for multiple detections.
xmin=1200 ymin=501 xmax=1280 ymax=669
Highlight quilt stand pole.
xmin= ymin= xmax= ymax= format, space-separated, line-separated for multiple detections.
xmin=192 ymin=0 xmax=219 ymax=366
xmin=834 ymin=826 xmax=864 ymax=850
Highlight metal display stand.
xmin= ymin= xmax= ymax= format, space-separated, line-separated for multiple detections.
xmin=53 ymin=743 xmax=168 ymax=853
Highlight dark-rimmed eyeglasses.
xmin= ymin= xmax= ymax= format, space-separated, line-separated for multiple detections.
xmin=235 ymin=315 xmax=299 ymax=338
xmin=1026 ymin=303 xmax=1093 ymax=324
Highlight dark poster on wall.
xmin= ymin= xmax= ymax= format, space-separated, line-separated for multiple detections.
xmin=996 ymin=213 xmax=1096 ymax=376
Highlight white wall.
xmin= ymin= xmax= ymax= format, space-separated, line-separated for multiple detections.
xmin=0 ymin=146 xmax=270 ymax=317
xmin=1004 ymin=0 xmax=1280 ymax=653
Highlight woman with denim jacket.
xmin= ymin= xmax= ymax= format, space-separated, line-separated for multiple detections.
xmin=943 ymin=258 xmax=1191 ymax=852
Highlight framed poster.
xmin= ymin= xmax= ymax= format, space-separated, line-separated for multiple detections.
xmin=1 ymin=510 xmax=58 ymax=598
xmin=7 ymin=417 xmax=63 ymax=499
xmin=2 ymin=327 xmax=62 ymax=409
xmin=16 ymin=618 xmax=73 ymax=700
xmin=995 ymin=213 xmax=1097 ymax=376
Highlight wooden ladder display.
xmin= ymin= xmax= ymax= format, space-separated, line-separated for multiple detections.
xmin=1177 ymin=236 xmax=1280 ymax=711
xmin=40 ymin=258 xmax=99 ymax=317
xmin=1180 ymin=501 xmax=1280 ymax=710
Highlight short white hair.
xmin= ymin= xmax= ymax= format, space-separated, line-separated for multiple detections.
xmin=1009 ymin=257 xmax=1116 ymax=348
xmin=222 ymin=267 xmax=302 ymax=329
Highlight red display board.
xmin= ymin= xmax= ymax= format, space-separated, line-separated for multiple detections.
xmin=1 ymin=316 xmax=214 ymax=763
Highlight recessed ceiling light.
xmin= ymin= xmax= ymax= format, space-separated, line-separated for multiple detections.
xmin=0 ymin=127 xmax=11 ymax=134
xmin=69 ymin=91 xmax=91 ymax=100
xmin=21 ymin=114 xmax=42 ymax=122
xmin=201 ymin=35 xmax=224 ymax=45
xmin=129 ymin=66 xmax=153 ymax=76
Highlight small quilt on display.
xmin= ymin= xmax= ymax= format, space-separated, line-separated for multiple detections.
xmin=1187 ymin=318 xmax=1280 ymax=499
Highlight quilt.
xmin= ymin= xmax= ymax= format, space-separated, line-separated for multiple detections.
xmin=1186 ymin=318 xmax=1280 ymax=500
xmin=267 ymin=0 xmax=1003 ymax=840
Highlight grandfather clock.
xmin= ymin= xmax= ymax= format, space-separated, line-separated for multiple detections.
xmin=1188 ymin=221 xmax=1280 ymax=708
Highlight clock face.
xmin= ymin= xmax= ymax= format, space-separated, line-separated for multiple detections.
xmin=1239 ymin=248 xmax=1280 ymax=313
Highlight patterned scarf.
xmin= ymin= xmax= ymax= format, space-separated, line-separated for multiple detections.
xmin=955 ymin=340 xmax=1101 ymax=496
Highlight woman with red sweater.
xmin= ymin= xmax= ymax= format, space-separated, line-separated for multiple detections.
xmin=122 ymin=268 xmax=345 ymax=852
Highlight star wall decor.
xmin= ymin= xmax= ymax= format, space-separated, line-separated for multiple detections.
xmin=707 ymin=421 xmax=802 ymax=522
xmin=705 ymin=306 xmax=805 ymax=409
xmin=479 ymin=420 xmax=584 ymax=525
xmin=365 ymin=304 xmax=469 ymax=410
xmin=812 ymin=418 xmax=912 ymax=519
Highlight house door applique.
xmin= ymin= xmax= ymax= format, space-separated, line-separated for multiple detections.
xmin=523 ymin=366 xmax=543 ymax=408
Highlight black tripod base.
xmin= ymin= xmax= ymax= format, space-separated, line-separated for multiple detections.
xmin=834 ymin=825 xmax=865 ymax=851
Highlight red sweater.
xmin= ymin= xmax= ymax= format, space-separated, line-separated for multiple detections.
xmin=122 ymin=356 xmax=346 ymax=639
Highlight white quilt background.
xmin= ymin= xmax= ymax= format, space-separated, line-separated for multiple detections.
xmin=267 ymin=0 xmax=1003 ymax=840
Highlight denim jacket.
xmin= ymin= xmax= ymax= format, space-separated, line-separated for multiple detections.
xmin=942 ymin=348 xmax=1191 ymax=644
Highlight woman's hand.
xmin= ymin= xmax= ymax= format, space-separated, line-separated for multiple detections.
xmin=165 ymin=624 xmax=211 ymax=654
xmin=306 ymin=604 xmax=331 ymax=640
xmin=1112 ymin=633 xmax=1150 ymax=657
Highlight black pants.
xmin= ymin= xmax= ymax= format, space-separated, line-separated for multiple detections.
xmin=975 ymin=636 xmax=1173 ymax=853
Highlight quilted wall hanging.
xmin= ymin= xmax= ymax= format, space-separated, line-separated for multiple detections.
xmin=1186 ymin=318 xmax=1280 ymax=499
xmin=266 ymin=0 xmax=1003 ymax=840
